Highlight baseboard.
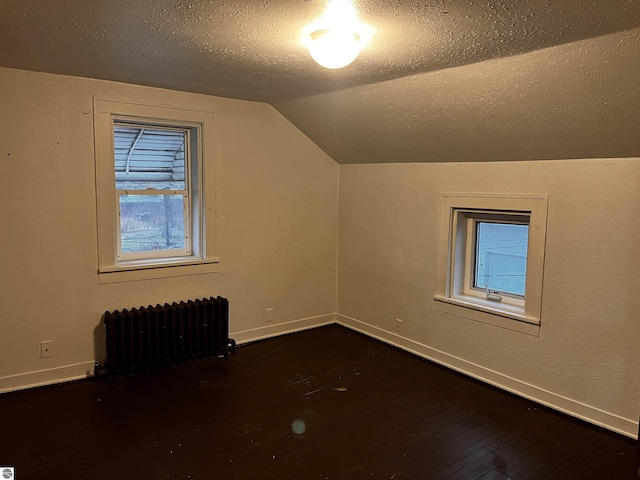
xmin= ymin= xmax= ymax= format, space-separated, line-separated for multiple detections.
xmin=336 ymin=313 xmax=638 ymax=439
xmin=0 ymin=362 xmax=95 ymax=394
xmin=231 ymin=313 xmax=337 ymax=345
xmin=0 ymin=314 xmax=336 ymax=395
xmin=4 ymin=313 xmax=635 ymax=439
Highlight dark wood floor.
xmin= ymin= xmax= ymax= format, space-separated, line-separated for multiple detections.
xmin=0 ymin=324 xmax=635 ymax=479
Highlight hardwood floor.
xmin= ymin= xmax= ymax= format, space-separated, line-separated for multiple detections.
xmin=0 ymin=325 xmax=635 ymax=479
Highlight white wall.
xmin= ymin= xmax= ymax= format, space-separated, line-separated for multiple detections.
xmin=337 ymin=160 xmax=640 ymax=437
xmin=2 ymin=66 xmax=639 ymax=438
xmin=0 ymin=67 xmax=339 ymax=392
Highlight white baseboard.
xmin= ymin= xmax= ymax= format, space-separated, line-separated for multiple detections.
xmin=0 ymin=313 xmax=336 ymax=395
xmin=3 ymin=313 xmax=636 ymax=440
xmin=0 ymin=313 xmax=336 ymax=393
xmin=231 ymin=313 xmax=336 ymax=345
xmin=0 ymin=361 xmax=95 ymax=394
xmin=336 ymin=313 xmax=638 ymax=439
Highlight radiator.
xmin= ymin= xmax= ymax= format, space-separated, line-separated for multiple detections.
xmin=102 ymin=296 xmax=235 ymax=376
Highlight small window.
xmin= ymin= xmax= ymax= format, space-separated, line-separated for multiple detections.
xmin=94 ymin=98 xmax=217 ymax=283
xmin=474 ymin=221 xmax=528 ymax=298
xmin=434 ymin=194 xmax=548 ymax=335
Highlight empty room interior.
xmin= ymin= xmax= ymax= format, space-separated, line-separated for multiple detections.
xmin=1 ymin=0 xmax=640 ymax=478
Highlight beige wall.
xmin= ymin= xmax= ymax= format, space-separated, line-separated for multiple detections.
xmin=337 ymin=160 xmax=640 ymax=437
xmin=2 ymin=66 xmax=639 ymax=438
xmin=0 ymin=67 xmax=339 ymax=391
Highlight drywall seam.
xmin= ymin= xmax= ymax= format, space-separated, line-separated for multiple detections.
xmin=0 ymin=362 xmax=95 ymax=394
xmin=336 ymin=313 xmax=637 ymax=439
xmin=231 ymin=313 xmax=337 ymax=345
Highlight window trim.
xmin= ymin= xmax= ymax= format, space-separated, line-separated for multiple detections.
xmin=94 ymin=98 xmax=218 ymax=284
xmin=434 ymin=193 xmax=548 ymax=335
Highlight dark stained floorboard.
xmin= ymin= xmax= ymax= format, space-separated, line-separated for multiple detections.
xmin=0 ymin=324 xmax=635 ymax=479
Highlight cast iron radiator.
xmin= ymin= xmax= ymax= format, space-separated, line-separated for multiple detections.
xmin=102 ymin=296 xmax=235 ymax=376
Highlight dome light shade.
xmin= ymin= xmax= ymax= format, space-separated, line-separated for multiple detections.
xmin=302 ymin=0 xmax=372 ymax=69
xmin=308 ymin=29 xmax=361 ymax=69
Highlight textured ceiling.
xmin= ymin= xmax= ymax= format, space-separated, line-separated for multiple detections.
xmin=1 ymin=0 xmax=639 ymax=163
xmin=275 ymin=26 xmax=640 ymax=163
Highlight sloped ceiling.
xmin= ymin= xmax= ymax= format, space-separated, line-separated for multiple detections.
xmin=1 ymin=0 xmax=639 ymax=163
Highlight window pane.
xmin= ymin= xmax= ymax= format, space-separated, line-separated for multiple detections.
xmin=475 ymin=222 xmax=528 ymax=296
xmin=119 ymin=195 xmax=186 ymax=253
xmin=114 ymin=126 xmax=186 ymax=191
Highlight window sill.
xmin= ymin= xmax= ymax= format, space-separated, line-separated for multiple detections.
xmin=433 ymin=295 xmax=540 ymax=336
xmin=98 ymin=258 xmax=219 ymax=284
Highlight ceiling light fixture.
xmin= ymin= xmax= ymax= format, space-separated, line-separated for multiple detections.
xmin=308 ymin=29 xmax=361 ymax=69
xmin=303 ymin=0 xmax=372 ymax=69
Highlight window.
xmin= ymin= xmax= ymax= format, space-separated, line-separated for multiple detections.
xmin=114 ymin=125 xmax=193 ymax=260
xmin=475 ymin=221 xmax=528 ymax=298
xmin=94 ymin=99 xmax=217 ymax=283
xmin=434 ymin=194 xmax=548 ymax=335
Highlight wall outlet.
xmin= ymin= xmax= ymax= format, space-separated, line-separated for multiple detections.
xmin=395 ymin=318 xmax=403 ymax=335
xmin=40 ymin=340 xmax=53 ymax=358
xmin=266 ymin=308 xmax=274 ymax=323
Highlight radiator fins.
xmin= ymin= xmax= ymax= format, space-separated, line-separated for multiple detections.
xmin=102 ymin=296 xmax=235 ymax=377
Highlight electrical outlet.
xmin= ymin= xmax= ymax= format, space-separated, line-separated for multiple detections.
xmin=395 ymin=319 xmax=403 ymax=335
xmin=266 ymin=308 xmax=274 ymax=323
xmin=40 ymin=340 xmax=53 ymax=358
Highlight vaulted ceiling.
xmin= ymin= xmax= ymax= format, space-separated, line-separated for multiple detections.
xmin=2 ymin=0 xmax=639 ymax=163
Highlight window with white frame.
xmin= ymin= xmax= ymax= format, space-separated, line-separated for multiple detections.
xmin=114 ymin=124 xmax=193 ymax=260
xmin=94 ymin=99 xmax=217 ymax=283
xmin=434 ymin=193 xmax=548 ymax=335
